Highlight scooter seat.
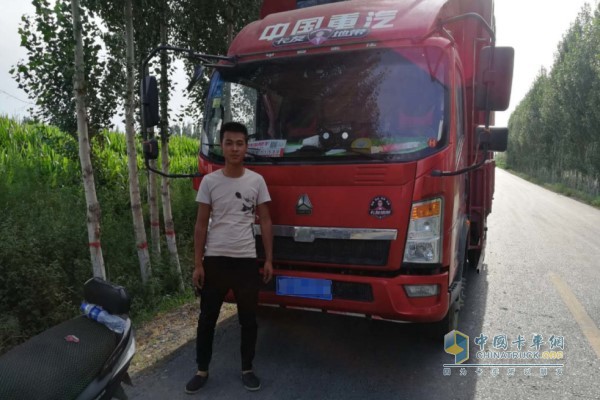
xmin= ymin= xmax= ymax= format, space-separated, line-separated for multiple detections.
xmin=0 ymin=316 xmax=117 ymax=400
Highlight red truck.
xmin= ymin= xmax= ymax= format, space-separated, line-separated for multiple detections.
xmin=141 ymin=0 xmax=513 ymax=335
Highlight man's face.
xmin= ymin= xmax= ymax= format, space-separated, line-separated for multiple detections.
xmin=221 ymin=130 xmax=248 ymax=165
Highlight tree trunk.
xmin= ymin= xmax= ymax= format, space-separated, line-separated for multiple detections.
xmin=125 ymin=0 xmax=151 ymax=283
xmin=141 ymin=62 xmax=160 ymax=257
xmin=159 ymin=17 xmax=184 ymax=292
xmin=148 ymin=130 xmax=161 ymax=257
xmin=71 ymin=0 xmax=106 ymax=279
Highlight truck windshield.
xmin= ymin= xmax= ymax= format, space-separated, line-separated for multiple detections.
xmin=201 ymin=47 xmax=449 ymax=163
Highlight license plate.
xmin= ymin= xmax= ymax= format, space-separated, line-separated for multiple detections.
xmin=276 ymin=276 xmax=332 ymax=301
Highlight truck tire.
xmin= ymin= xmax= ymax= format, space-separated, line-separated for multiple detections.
xmin=440 ymin=242 xmax=470 ymax=332
xmin=427 ymin=287 xmax=461 ymax=340
xmin=427 ymin=251 xmax=468 ymax=340
xmin=468 ymin=249 xmax=481 ymax=270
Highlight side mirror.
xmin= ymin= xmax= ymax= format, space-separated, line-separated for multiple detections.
xmin=477 ymin=126 xmax=508 ymax=152
xmin=475 ymin=47 xmax=514 ymax=111
xmin=141 ymin=75 xmax=160 ymax=128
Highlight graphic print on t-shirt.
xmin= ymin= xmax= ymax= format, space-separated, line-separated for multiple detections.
xmin=235 ymin=191 xmax=255 ymax=215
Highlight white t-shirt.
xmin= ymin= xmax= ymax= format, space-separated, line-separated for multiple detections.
xmin=196 ymin=168 xmax=271 ymax=258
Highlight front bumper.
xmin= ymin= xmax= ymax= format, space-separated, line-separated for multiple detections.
xmin=258 ymin=269 xmax=449 ymax=323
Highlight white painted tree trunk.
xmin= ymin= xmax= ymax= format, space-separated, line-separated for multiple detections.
xmin=160 ymin=140 xmax=184 ymax=291
xmin=159 ymin=20 xmax=184 ymax=292
xmin=71 ymin=0 xmax=106 ymax=280
xmin=125 ymin=0 xmax=151 ymax=283
xmin=148 ymin=151 xmax=161 ymax=257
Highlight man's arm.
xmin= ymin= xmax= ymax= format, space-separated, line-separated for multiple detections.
xmin=257 ymin=202 xmax=273 ymax=283
xmin=193 ymin=203 xmax=211 ymax=290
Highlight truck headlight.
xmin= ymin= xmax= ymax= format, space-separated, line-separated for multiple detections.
xmin=403 ymin=198 xmax=442 ymax=263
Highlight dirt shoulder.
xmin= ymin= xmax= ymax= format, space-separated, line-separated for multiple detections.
xmin=129 ymin=301 xmax=237 ymax=375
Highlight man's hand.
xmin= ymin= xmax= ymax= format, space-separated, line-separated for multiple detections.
xmin=193 ymin=264 xmax=205 ymax=291
xmin=256 ymin=203 xmax=273 ymax=284
xmin=262 ymin=260 xmax=273 ymax=283
xmin=193 ymin=203 xmax=210 ymax=294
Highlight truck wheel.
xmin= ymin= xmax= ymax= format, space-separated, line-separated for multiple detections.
xmin=424 ymin=300 xmax=459 ymax=341
xmin=427 ymin=276 xmax=465 ymax=340
xmin=468 ymin=250 xmax=480 ymax=270
xmin=433 ymin=296 xmax=460 ymax=337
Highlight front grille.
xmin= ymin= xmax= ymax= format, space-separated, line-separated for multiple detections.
xmin=262 ymin=279 xmax=374 ymax=302
xmin=256 ymin=236 xmax=390 ymax=266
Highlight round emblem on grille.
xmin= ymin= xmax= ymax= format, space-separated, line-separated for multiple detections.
xmin=369 ymin=196 xmax=392 ymax=219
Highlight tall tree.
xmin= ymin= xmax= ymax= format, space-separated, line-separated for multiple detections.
xmin=71 ymin=0 xmax=106 ymax=279
xmin=508 ymin=3 xmax=600 ymax=197
xmin=158 ymin=6 xmax=184 ymax=291
xmin=89 ymin=0 xmax=160 ymax=281
xmin=132 ymin=2 xmax=163 ymax=260
xmin=124 ymin=0 xmax=152 ymax=283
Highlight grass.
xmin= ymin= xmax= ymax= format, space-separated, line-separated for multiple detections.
xmin=131 ymin=288 xmax=197 ymax=327
xmin=0 ymin=116 xmax=201 ymax=354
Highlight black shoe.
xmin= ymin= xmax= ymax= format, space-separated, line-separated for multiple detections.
xmin=185 ymin=372 xmax=209 ymax=394
xmin=242 ymin=371 xmax=261 ymax=391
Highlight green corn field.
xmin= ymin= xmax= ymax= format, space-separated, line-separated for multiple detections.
xmin=0 ymin=116 xmax=201 ymax=354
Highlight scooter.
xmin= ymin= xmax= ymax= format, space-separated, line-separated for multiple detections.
xmin=0 ymin=277 xmax=135 ymax=400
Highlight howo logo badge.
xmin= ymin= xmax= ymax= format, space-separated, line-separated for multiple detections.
xmin=296 ymin=194 xmax=312 ymax=215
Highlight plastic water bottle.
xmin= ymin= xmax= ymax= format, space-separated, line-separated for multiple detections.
xmin=81 ymin=301 xmax=126 ymax=334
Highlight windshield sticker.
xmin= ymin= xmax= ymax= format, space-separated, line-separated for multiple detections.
xmin=351 ymin=138 xmax=372 ymax=150
xmin=248 ymin=140 xmax=287 ymax=157
xmin=369 ymin=196 xmax=392 ymax=219
xmin=259 ymin=10 xmax=398 ymax=47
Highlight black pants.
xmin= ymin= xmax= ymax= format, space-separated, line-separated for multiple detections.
xmin=196 ymin=256 xmax=260 ymax=372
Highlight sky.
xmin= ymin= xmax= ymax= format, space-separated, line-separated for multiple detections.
xmin=1 ymin=1 xmax=598 ymax=127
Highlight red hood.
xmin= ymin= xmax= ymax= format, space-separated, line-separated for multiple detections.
xmin=250 ymin=162 xmax=417 ymax=228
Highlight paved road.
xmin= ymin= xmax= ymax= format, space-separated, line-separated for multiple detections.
xmin=127 ymin=169 xmax=600 ymax=399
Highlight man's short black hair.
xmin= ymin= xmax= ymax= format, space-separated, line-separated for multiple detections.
xmin=220 ymin=121 xmax=248 ymax=143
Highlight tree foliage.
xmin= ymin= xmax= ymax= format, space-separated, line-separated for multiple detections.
xmin=14 ymin=0 xmax=262 ymax=137
xmin=171 ymin=0 xmax=262 ymax=122
xmin=508 ymin=3 xmax=600 ymax=196
xmin=12 ymin=0 xmax=122 ymax=140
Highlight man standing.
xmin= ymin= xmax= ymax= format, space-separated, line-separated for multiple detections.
xmin=186 ymin=122 xmax=273 ymax=394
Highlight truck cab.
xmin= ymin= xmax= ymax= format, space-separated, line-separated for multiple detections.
xmin=141 ymin=0 xmax=513 ymax=334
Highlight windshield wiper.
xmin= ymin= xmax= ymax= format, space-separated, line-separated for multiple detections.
xmin=342 ymin=149 xmax=390 ymax=162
